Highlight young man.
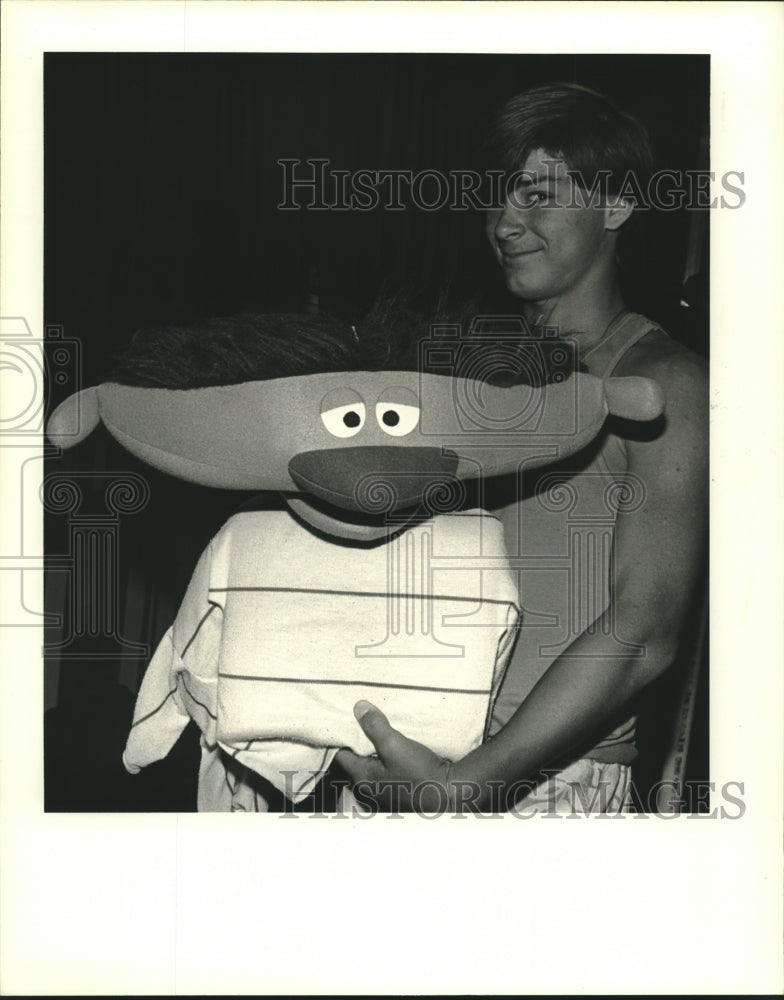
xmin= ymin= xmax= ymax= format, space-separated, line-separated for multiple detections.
xmin=337 ymin=83 xmax=709 ymax=813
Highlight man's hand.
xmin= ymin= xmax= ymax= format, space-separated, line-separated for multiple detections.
xmin=336 ymin=701 xmax=453 ymax=813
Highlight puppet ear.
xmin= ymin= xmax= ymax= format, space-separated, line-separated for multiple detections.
xmin=46 ymin=387 xmax=101 ymax=447
xmin=604 ymin=377 xmax=665 ymax=421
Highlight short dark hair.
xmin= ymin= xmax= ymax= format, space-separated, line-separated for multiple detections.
xmin=484 ymin=82 xmax=654 ymax=198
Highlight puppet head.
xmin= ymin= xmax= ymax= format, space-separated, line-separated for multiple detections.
xmin=46 ymin=312 xmax=664 ymax=541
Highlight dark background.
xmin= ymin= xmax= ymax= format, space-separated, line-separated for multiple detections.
xmin=43 ymin=53 xmax=709 ymax=811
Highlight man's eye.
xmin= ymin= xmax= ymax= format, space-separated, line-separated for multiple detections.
xmin=321 ymin=403 xmax=366 ymax=438
xmin=375 ymin=402 xmax=420 ymax=437
xmin=513 ymin=188 xmax=549 ymax=208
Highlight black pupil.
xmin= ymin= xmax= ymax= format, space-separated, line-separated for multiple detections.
xmin=382 ymin=409 xmax=400 ymax=427
xmin=343 ymin=410 xmax=361 ymax=428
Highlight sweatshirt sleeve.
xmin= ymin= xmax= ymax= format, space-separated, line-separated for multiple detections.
xmin=122 ymin=540 xmax=221 ymax=774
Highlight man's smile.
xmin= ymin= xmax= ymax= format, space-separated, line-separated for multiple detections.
xmin=500 ymin=247 xmax=543 ymax=262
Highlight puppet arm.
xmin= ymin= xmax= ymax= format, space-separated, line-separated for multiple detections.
xmin=338 ymin=342 xmax=708 ymax=811
xmin=123 ymin=541 xmax=221 ymax=773
xmin=122 ymin=627 xmax=191 ymax=773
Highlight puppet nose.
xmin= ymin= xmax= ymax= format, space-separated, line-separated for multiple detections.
xmin=288 ymin=446 xmax=460 ymax=514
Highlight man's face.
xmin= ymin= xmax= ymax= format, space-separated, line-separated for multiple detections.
xmin=486 ymin=149 xmax=613 ymax=304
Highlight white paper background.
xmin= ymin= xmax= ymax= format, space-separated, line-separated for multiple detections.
xmin=1 ymin=1 xmax=782 ymax=994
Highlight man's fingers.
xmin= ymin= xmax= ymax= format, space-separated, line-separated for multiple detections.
xmin=352 ymin=700 xmax=407 ymax=760
xmin=334 ymin=747 xmax=379 ymax=783
xmin=335 ymin=701 xmax=406 ymax=783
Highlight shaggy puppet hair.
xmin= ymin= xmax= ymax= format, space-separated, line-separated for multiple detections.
xmin=106 ymin=305 xmax=581 ymax=390
xmin=106 ymin=313 xmax=389 ymax=389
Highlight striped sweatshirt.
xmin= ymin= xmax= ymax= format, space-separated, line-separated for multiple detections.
xmin=123 ymin=507 xmax=520 ymax=803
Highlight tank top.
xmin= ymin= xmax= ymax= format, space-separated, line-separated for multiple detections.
xmin=488 ymin=311 xmax=663 ymax=764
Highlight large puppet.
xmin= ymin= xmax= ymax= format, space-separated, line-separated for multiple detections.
xmin=47 ymin=312 xmax=664 ymax=811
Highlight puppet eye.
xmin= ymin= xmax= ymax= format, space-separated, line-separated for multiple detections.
xmin=321 ymin=402 xmax=366 ymax=438
xmin=375 ymin=402 xmax=420 ymax=437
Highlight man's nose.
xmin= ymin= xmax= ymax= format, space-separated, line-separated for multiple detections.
xmin=492 ymin=198 xmax=526 ymax=242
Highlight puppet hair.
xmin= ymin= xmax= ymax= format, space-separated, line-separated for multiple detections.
xmin=106 ymin=313 xmax=394 ymax=389
xmin=106 ymin=304 xmax=581 ymax=389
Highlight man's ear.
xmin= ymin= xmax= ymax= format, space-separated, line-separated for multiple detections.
xmin=46 ymin=387 xmax=101 ymax=447
xmin=604 ymin=198 xmax=635 ymax=232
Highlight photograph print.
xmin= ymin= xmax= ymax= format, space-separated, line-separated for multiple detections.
xmin=42 ymin=51 xmax=712 ymax=817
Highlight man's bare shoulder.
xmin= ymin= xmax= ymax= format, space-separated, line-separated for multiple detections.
xmin=614 ymin=328 xmax=708 ymax=458
xmin=613 ymin=328 xmax=708 ymax=397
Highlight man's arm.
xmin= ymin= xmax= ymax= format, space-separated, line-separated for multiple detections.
xmin=451 ymin=341 xmax=708 ymax=795
xmin=338 ymin=342 xmax=708 ymax=808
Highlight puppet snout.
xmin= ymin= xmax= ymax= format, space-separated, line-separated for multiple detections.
xmin=288 ymin=446 xmax=460 ymax=514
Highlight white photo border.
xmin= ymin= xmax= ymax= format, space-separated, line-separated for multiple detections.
xmin=1 ymin=1 xmax=782 ymax=994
